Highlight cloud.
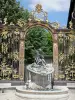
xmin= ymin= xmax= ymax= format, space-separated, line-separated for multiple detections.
xmin=28 ymin=0 xmax=70 ymax=12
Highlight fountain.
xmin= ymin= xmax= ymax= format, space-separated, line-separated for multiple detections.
xmin=16 ymin=49 xmax=69 ymax=100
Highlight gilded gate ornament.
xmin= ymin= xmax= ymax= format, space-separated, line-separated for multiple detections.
xmin=8 ymin=53 xmax=13 ymax=59
xmin=2 ymin=43 xmax=8 ymax=54
xmin=10 ymin=22 xmax=14 ymax=25
xmin=4 ymin=18 xmax=7 ymax=25
xmin=17 ymin=19 xmax=26 ymax=27
xmin=0 ymin=4 xmax=75 ymax=81
xmin=51 ymin=22 xmax=60 ymax=29
xmin=0 ymin=58 xmax=12 ymax=80
xmin=13 ymin=35 xmax=19 ymax=41
xmin=14 ymin=28 xmax=19 ymax=35
xmin=69 ymin=21 xmax=73 ymax=29
xmin=0 ymin=25 xmax=20 ymax=80
xmin=58 ymin=32 xmax=75 ymax=81
xmin=30 ymin=4 xmax=48 ymax=22
xmin=35 ymin=4 xmax=42 ymax=13
xmin=13 ymin=51 xmax=19 ymax=62
xmin=1 ymin=27 xmax=8 ymax=39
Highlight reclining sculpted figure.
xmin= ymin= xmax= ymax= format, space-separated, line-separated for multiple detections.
xmin=35 ymin=49 xmax=46 ymax=68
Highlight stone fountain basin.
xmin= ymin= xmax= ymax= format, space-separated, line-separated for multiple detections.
xmin=27 ymin=64 xmax=54 ymax=88
xmin=27 ymin=64 xmax=54 ymax=75
xmin=16 ymin=86 xmax=69 ymax=100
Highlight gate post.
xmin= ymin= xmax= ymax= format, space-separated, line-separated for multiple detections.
xmin=19 ymin=32 xmax=25 ymax=81
xmin=53 ymin=33 xmax=59 ymax=80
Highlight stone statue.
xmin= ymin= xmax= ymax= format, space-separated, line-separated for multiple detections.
xmin=26 ymin=48 xmax=54 ymax=90
xmin=35 ymin=49 xmax=46 ymax=68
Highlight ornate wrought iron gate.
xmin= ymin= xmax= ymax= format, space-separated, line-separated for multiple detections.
xmin=58 ymin=32 xmax=75 ymax=81
xmin=0 ymin=4 xmax=75 ymax=81
xmin=0 ymin=26 xmax=20 ymax=80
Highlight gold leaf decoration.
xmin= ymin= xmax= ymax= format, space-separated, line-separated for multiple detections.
xmin=2 ymin=43 xmax=8 ymax=54
xmin=1 ymin=27 xmax=8 ymax=39
xmin=13 ymin=51 xmax=19 ymax=62
xmin=17 ymin=19 xmax=26 ymax=27
xmin=69 ymin=21 xmax=73 ymax=29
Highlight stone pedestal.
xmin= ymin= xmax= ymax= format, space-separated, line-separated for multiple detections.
xmin=16 ymin=86 xmax=69 ymax=100
xmin=26 ymin=64 xmax=54 ymax=89
xmin=31 ymin=74 xmax=51 ymax=88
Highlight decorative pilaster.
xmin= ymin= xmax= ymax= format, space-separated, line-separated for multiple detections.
xmin=19 ymin=32 xmax=25 ymax=80
xmin=53 ymin=33 xmax=58 ymax=80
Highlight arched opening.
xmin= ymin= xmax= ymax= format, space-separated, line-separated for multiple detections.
xmin=25 ymin=26 xmax=53 ymax=64
xmin=24 ymin=26 xmax=53 ymax=84
xmin=19 ymin=22 xmax=58 ymax=81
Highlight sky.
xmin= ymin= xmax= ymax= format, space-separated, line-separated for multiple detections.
xmin=16 ymin=0 xmax=71 ymax=27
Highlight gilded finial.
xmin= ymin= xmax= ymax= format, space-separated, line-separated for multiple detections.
xmin=69 ymin=21 xmax=73 ymax=29
xmin=35 ymin=4 xmax=42 ymax=13
xmin=4 ymin=18 xmax=7 ymax=25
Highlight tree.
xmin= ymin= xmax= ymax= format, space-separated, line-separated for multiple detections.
xmin=0 ymin=0 xmax=53 ymax=64
xmin=25 ymin=27 xmax=53 ymax=64
xmin=0 ymin=0 xmax=29 ymax=24
xmin=21 ymin=9 xmax=29 ymax=21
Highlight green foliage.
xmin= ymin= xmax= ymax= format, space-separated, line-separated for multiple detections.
xmin=21 ymin=9 xmax=29 ymax=21
xmin=25 ymin=27 xmax=53 ymax=64
xmin=0 ymin=0 xmax=53 ymax=64
xmin=0 ymin=0 xmax=29 ymax=24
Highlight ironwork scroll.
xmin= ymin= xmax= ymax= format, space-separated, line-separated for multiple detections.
xmin=0 ymin=26 xmax=20 ymax=80
xmin=58 ymin=32 xmax=75 ymax=81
